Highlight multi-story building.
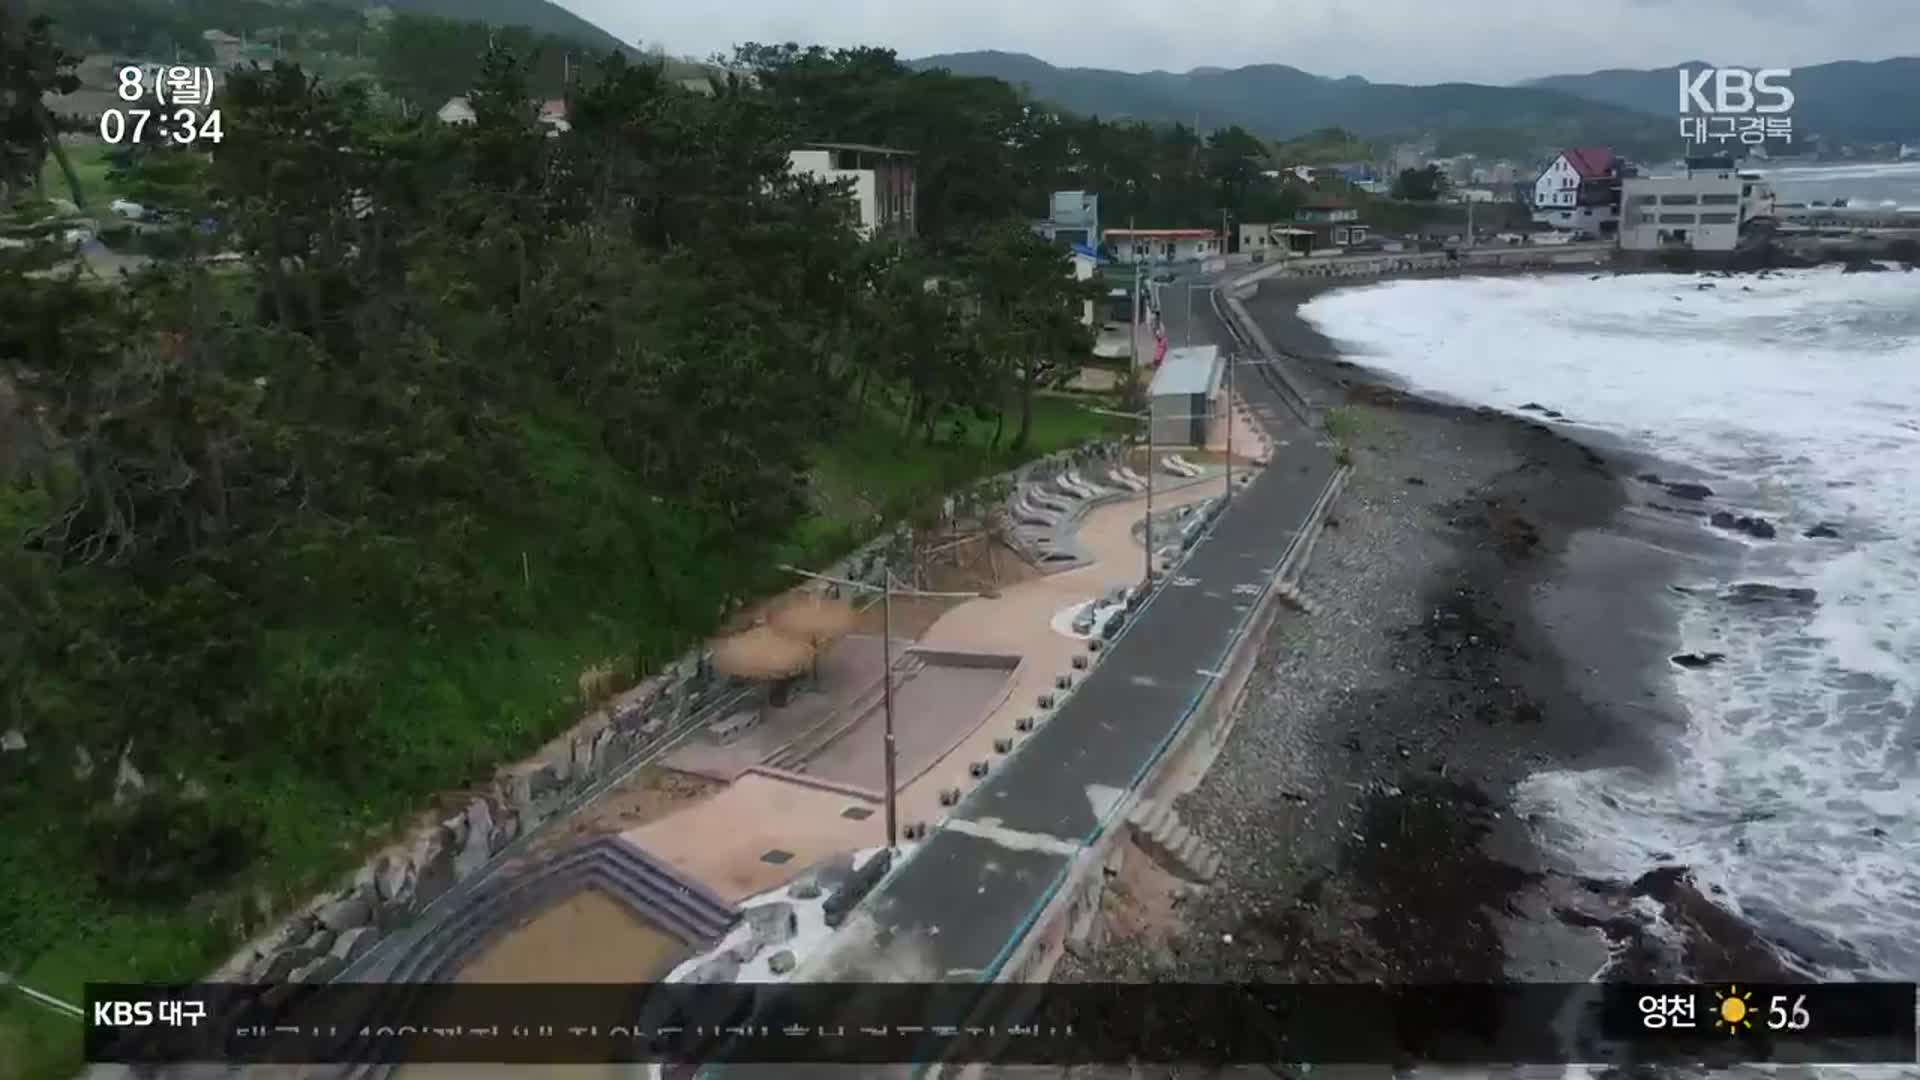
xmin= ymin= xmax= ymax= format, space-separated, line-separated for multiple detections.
xmin=1034 ymin=191 xmax=1101 ymax=248
xmin=786 ymin=142 xmax=918 ymax=241
xmin=1532 ymin=147 xmax=1624 ymax=237
xmin=1619 ymin=157 xmax=1777 ymax=252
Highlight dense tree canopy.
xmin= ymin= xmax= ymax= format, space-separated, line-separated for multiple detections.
xmin=0 ymin=26 xmax=1504 ymax=1075
xmin=0 ymin=28 xmax=1118 ymax=1054
xmin=1392 ymin=163 xmax=1450 ymax=201
xmin=0 ymin=11 xmax=83 ymax=205
xmin=734 ymin=43 xmax=1321 ymax=237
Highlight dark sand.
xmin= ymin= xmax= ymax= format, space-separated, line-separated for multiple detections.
xmin=1059 ymin=272 xmax=1808 ymax=1006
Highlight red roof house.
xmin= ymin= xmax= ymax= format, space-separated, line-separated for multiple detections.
xmin=1561 ymin=147 xmax=1617 ymax=179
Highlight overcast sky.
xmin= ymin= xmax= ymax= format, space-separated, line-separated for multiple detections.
xmin=563 ymin=0 xmax=1919 ymax=84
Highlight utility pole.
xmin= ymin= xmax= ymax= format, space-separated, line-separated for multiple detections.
xmin=881 ymin=567 xmax=896 ymax=851
xmin=777 ymin=566 xmax=981 ymax=854
xmin=1144 ymin=382 xmax=1156 ymax=583
xmin=1225 ymin=353 xmax=1234 ymax=505
xmin=1128 ymin=215 xmax=1140 ymax=375
xmin=1132 ymin=211 xmax=1154 ymax=584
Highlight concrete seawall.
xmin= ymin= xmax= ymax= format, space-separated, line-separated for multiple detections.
xmin=999 ymin=464 xmax=1348 ymax=977
xmin=1237 ymin=242 xmax=1613 ymax=286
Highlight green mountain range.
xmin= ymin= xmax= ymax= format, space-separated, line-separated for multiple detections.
xmin=909 ymin=50 xmax=1675 ymax=160
xmin=913 ymin=49 xmax=1920 ymax=159
xmin=1525 ymin=57 xmax=1920 ymax=146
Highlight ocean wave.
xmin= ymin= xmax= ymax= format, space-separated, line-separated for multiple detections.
xmin=1299 ymin=268 xmax=1920 ymax=979
xmin=1758 ymin=161 xmax=1920 ymax=182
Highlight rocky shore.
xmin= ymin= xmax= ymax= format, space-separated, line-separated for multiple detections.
xmin=1056 ymin=276 xmax=1808 ymax=1007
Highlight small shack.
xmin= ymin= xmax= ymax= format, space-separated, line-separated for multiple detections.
xmin=1149 ymin=345 xmax=1222 ymax=447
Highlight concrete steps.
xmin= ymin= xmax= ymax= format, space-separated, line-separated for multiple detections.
xmin=338 ymin=837 xmax=738 ymax=1080
xmin=1125 ymin=797 xmax=1224 ymax=884
xmin=383 ymin=837 xmax=737 ymax=985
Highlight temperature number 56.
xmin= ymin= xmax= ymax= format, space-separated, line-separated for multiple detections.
xmin=1767 ymin=994 xmax=1810 ymax=1031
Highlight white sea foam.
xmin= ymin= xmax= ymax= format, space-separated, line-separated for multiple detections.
xmin=1759 ymin=161 xmax=1920 ymax=183
xmin=1299 ymin=268 xmax=1920 ymax=979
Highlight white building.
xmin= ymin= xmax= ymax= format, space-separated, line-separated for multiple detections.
xmin=1238 ymin=222 xmax=1281 ymax=254
xmin=1532 ymin=147 xmax=1621 ymax=236
xmin=1105 ymin=228 xmax=1219 ymax=265
xmin=785 ymin=143 xmax=917 ymax=241
xmin=1619 ymin=162 xmax=1776 ymax=253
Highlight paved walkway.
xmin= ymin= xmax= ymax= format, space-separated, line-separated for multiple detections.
xmin=803 ymin=267 xmax=1339 ymax=983
xmin=618 ymin=477 xmax=1226 ymax=904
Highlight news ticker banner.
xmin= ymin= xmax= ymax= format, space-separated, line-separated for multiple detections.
xmin=87 ymin=981 xmax=1917 ymax=1066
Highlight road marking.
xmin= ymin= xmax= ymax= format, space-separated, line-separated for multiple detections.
xmin=1232 ymin=583 xmax=1262 ymax=596
xmin=941 ymin=818 xmax=1081 ymax=857
xmin=1085 ymin=783 xmax=1126 ymax=824
xmin=1196 ymin=668 xmax=1224 ymax=679
xmin=1171 ymin=576 xmax=1200 ymax=587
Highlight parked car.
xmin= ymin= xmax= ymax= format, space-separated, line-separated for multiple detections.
xmin=109 ymin=199 xmax=146 ymax=220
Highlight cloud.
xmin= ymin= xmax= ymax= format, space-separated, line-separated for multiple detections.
xmin=564 ymin=0 xmax=1920 ymax=84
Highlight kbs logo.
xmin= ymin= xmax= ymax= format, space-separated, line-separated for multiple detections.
xmin=1677 ymin=68 xmax=1794 ymax=146
xmin=1679 ymin=68 xmax=1795 ymax=114
xmin=92 ymin=999 xmax=207 ymax=1026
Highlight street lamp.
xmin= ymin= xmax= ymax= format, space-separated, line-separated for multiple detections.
xmin=1144 ymin=389 xmax=1155 ymax=582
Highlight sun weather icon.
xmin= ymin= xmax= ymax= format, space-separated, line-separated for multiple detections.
xmin=1715 ymin=985 xmax=1754 ymax=1033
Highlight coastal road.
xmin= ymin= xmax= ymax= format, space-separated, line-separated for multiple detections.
xmin=812 ymin=263 xmax=1338 ymax=984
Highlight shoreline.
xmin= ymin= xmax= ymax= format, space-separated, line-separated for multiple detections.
xmin=1060 ymin=271 xmax=1809 ymax=997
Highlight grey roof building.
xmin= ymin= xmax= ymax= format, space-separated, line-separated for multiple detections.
xmin=1149 ymin=345 xmax=1223 ymax=446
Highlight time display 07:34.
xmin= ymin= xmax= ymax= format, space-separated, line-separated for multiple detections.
xmin=99 ymin=107 xmax=225 ymax=146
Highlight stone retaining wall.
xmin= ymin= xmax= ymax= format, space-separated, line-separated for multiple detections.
xmin=211 ymin=658 xmax=726 ymax=983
